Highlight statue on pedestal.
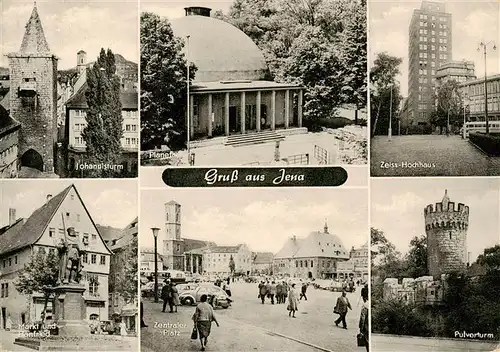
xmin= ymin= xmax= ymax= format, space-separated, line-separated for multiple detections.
xmin=57 ymin=227 xmax=85 ymax=284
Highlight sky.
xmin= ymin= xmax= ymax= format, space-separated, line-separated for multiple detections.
xmin=141 ymin=0 xmax=232 ymax=20
xmin=0 ymin=0 xmax=139 ymax=69
xmin=140 ymin=188 xmax=369 ymax=254
xmin=369 ymin=0 xmax=500 ymax=97
xmin=371 ymin=178 xmax=500 ymax=263
xmin=0 ymin=180 xmax=137 ymax=230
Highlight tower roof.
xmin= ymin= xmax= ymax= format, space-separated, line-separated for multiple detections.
xmin=442 ymin=189 xmax=450 ymax=207
xmin=19 ymin=5 xmax=51 ymax=54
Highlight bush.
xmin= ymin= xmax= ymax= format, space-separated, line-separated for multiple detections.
xmin=372 ymin=299 xmax=433 ymax=336
xmin=303 ymin=117 xmax=354 ymax=132
xmin=469 ymin=132 xmax=500 ymax=156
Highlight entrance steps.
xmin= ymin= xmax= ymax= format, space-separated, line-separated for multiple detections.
xmin=225 ymin=130 xmax=285 ymax=147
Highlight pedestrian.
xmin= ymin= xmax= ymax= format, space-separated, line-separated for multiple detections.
xmin=334 ymin=290 xmax=352 ymax=329
xmin=269 ymin=281 xmax=276 ymax=304
xmin=223 ymin=282 xmax=232 ymax=297
xmin=276 ymin=281 xmax=283 ymax=304
xmin=299 ymin=282 xmax=308 ymax=301
xmin=265 ymin=280 xmax=272 ymax=302
xmin=259 ymin=281 xmax=267 ymax=304
xmin=192 ymin=294 xmax=219 ymax=352
xmin=282 ymin=281 xmax=288 ymax=304
xmin=287 ymin=283 xmax=299 ymax=318
xmin=161 ymin=280 xmax=173 ymax=313
xmin=227 ymin=277 xmax=230 ymax=285
xmin=140 ymin=301 xmax=148 ymax=327
xmin=359 ymin=289 xmax=369 ymax=351
xmin=171 ymin=283 xmax=180 ymax=312
xmin=119 ymin=319 xmax=127 ymax=337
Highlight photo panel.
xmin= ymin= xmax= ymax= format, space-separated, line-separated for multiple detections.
xmin=370 ymin=177 xmax=500 ymax=351
xmin=0 ymin=179 xmax=139 ymax=351
xmin=369 ymin=0 xmax=500 ymax=176
xmin=0 ymin=0 xmax=139 ymax=179
xmin=139 ymin=187 xmax=369 ymax=352
xmin=140 ymin=0 xmax=367 ymax=168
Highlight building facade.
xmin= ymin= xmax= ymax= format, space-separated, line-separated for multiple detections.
xmin=273 ymin=223 xmax=350 ymax=279
xmin=435 ymin=61 xmax=475 ymax=85
xmin=336 ymin=243 xmax=369 ymax=281
xmin=0 ymin=185 xmax=113 ymax=329
xmin=0 ymin=106 xmax=20 ymax=178
xmin=406 ymin=1 xmax=452 ymax=130
xmin=203 ymin=244 xmax=253 ymax=275
xmin=460 ymin=74 xmax=500 ymax=122
xmin=169 ymin=7 xmax=304 ymax=142
xmin=7 ymin=5 xmax=59 ymax=174
xmin=424 ymin=190 xmax=469 ymax=278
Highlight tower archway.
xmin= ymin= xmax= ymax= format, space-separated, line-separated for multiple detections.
xmin=20 ymin=149 xmax=44 ymax=171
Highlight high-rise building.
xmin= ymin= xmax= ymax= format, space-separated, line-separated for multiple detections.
xmin=406 ymin=1 xmax=452 ymax=131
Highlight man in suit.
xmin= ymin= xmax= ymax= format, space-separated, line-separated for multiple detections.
xmin=334 ymin=290 xmax=352 ymax=329
xmin=161 ymin=280 xmax=172 ymax=313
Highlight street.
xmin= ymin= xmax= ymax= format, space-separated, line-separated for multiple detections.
xmin=372 ymin=334 xmax=500 ymax=352
xmin=141 ymin=281 xmax=365 ymax=352
xmin=371 ymin=135 xmax=500 ymax=176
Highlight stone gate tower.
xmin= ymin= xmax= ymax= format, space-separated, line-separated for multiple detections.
xmin=162 ymin=201 xmax=184 ymax=270
xmin=424 ymin=190 xmax=469 ymax=278
xmin=7 ymin=5 xmax=58 ymax=174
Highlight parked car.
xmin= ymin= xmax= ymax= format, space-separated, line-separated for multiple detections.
xmin=179 ymin=284 xmax=232 ymax=308
xmin=176 ymin=283 xmax=199 ymax=293
xmin=141 ymin=281 xmax=165 ymax=298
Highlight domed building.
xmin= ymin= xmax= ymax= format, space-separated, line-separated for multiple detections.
xmin=272 ymin=222 xmax=351 ymax=279
xmin=171 ymin=7 xmax=304 ymax=140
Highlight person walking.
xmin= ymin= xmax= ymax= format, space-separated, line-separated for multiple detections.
xmin=300 ymin=282 xmax=308 ymax=301
xmin=282 ymin=281 xmax=289 ymax=304
xmin=359 ymin=289 xmax=369 ymax=351
xmin=171 ymin=283 xmax=180 ymax=313
xmin=223 ymin=281 xmax=232 ymax=297
xmin=192 ymin=294 xmax=219 ymax=352
xmin=259 ymin=281 xmax=267 ymax=304
xmin=269 ymin=281 xmax=277 ymax=304
xmin=334 ymin=290 xmax=352 ymax=329
xmin=287 ymin=283 xmax=299 ymax=318
xmin=161 ymin=280 xmax=172 ymax=313
xmin=140 ymin=301 xmax=148 ymax=327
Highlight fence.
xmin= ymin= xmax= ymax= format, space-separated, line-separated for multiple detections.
xmin=284 ymin=153 xmax=309 ymax=165
xmin=314 ymin=145 xmax=329 ymax=164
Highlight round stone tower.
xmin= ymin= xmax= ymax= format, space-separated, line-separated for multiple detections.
xmin=424 ymin=190 xmax=469 ymax=278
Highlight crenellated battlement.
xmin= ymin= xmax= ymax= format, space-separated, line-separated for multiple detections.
xmin=424 ymin=202 xmax=469 ymax=215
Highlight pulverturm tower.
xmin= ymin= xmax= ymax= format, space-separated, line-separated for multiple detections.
xmin=7 ymin=4 xmax=58 ymax=174
xmin=424 ymin=190 xmax=469 ymax=278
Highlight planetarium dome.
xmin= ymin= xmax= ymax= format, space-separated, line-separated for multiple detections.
xmin=170 ymin=7 xmax=269 ymax=82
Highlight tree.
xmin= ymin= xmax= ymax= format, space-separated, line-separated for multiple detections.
xmin=476 ymin=244 xmax=500 ymax=270
xmin=15 ymin=248 xmax=59 ymax=322
xmin=431 ymin=79 xmax=464 ymax=134
xmin=82 ymin=48 xmax=123 ymax=177
xmin=140 ymin=12 xmax=197 ymax=151
xmin=229 ymin=255 xmax=236 ymax=276
xmin=370 ymin=52 xmax=403 ymax=136
xmin=404 ymin=235 xmax=428 ymax=278
xmin=112 ymin=236 xmax=138 ymax=304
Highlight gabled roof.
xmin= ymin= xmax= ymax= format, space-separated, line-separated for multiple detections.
xmin=96 ymin=224 xmax=122 ymax=243
xmin=0 ymin=184 xmax=113 ymax=256
xmin=109 ymin=217 xmax=138 ymax=251
xmin=0 ymin=185 xmax=72 ymax=256
xmin=19 ymin=6 xmax=51 ymax=54
xmin=183 ymin=238 xmax=215 ymax=252
xmin=0 ymin=103 xmax=20 ymax=138
xmin=253 ymin=252 xmax=274 ymax=264
xmin=66 ymin=82 xmax=137 ymax=110
xmin=274 ymin=230 xmax=350 ymax=260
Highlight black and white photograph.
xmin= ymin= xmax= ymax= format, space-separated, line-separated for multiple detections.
xmin=0 ymin=1 xmax=139 ymax=178
xmin=139 ymin=188 xmax=368 ymax=352
xmin=140 ymin=0 xmax=367 ymax=167
xmin=0 ymin=180 xmax=138 ymax=351
xmin=370 ymin=0 xmax=500 ymax=176
xmin=370 ymin=178 xmax=500 ymax=351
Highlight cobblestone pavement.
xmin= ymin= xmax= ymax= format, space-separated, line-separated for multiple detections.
xmin=372 ymin=334 xmax=500 ymax=352
xmin=141 ymin=282 xmax=365 ymax=352
xmin=371 ymin=135 xmax=500 ymax=176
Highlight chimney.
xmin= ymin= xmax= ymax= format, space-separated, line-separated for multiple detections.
xmin=184 ymin=6 xmax=211 ymax=17
xmin=46 ymin=194 xmax=52 ymax=202
xmin=9 ymin=208 xmax=16 ymax=226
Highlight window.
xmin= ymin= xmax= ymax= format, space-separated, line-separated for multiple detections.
xmin=71 ymin=194 xmax=74 ymax=200
xmin=311 ymin=261 xmax=313 ymax=268
xmin=8 ymin=258 xmax=11 ymax=266
xmin=49 ymin=228 xmax=55 ymax=237
xmin=305 ymin=261 xmax=308 ymax=268
xmin=91 ymin=254 xmax=97 ymax=264
xmin=88 ymin=274 xmax=99 ymax=296
xmin=295 ymin=261 xmax=298 ymax=268
xmin=92 ymin=234 xmax=97 ymax=241
xmin=83 ymin=233 xmax=89 ymax=245
xmin=15 ymin=256 xmax=17 ymax=264
xmin=300 ymin=261 xmax=303 ymax=267
xmin=5 ymin=283 xmax=8 ymax=297
xmin=100 ymin=255 xmax=105 ymax=265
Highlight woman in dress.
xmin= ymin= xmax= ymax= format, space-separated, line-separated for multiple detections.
xmin=171 ymin=283 xmax=180 ymax=313
xmin=192 ymin=294 xmax=219 ymax=351
xmin=119 ymin=319 xmax=127 ymax=337
xmin=287 ymin=283 xmax=299 ymax=318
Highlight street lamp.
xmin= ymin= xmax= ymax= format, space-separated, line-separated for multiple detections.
xmin=478 ymin=41 xmax=496 ymax=134
xmin=151 ymin=227 xmax=160 ymax=303
xmin=388 ymin=84 xmax=393 ymax=141
xmin=186 ymin=35 xmax=191 ymax=164
xmin=463 ymin=93 xmax=469 ymax=139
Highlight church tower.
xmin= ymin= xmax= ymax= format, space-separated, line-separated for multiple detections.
xmin=7 ymin=5 xmax=58 ymax=174
xmin=162 ymin=201 xmax=184 ymax=270
xmin=424 ymin=190 xmax=469 ymax=278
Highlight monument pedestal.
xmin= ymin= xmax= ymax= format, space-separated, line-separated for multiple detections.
xmin=54 ymin=284 xmax=89 ymax=336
